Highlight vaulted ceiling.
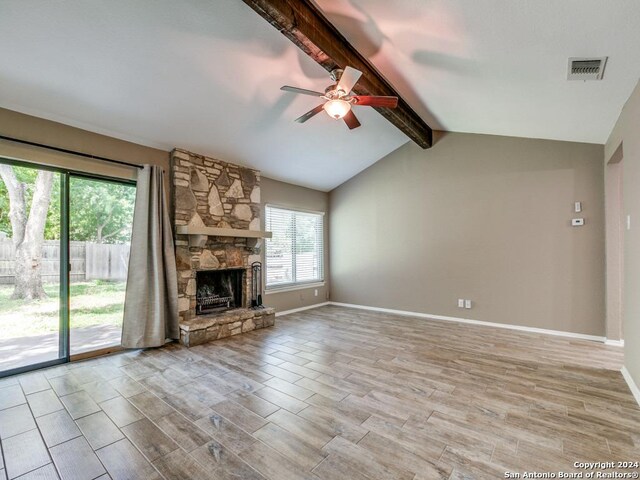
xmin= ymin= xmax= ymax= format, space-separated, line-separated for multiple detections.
xmin=0 ymin=1 xmax=639 ymax=190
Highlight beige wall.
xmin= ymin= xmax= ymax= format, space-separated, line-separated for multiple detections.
xmin=0 ymin=108 xmax=168 ymax=179
xmin=330 ymin=132 xmax=605 ymax=336
xmin=605 ymin=79 xmax=640 ymax=388
xmin=261 ymin=177 xmax=330 ymax=313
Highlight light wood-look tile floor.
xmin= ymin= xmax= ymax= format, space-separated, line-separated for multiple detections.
xmin=0 ymin=305 xmax=637 ymax=480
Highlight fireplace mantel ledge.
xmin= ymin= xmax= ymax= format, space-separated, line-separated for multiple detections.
xmin=176 ymin=225 xmax=272 ymax=247
xmin=176 ymin=225 xmax=272 ymax=238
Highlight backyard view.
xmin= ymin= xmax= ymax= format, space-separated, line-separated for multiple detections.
xmin=0 ymin=163 xmax=135 ymax=372
xmin=0 ymin=281 xmax=126 ymax=339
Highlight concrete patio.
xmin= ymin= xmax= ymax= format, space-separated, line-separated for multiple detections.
xmin=0 ymin=324 xmax=121 ymax=372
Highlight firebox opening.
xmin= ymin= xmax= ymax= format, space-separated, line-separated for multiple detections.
xmin=196 ymin=268 xmax=244 ymax=315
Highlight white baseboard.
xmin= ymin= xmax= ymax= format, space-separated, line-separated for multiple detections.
xmin=605 ymin=338 xmax=625 ymax=347
xmin=275 ymin=302 xmax=330 ymax=317
xmin=328 ymin=302 xmax=606 ymax=343
xmin=621 ymin=366 xmax=640 ymax=407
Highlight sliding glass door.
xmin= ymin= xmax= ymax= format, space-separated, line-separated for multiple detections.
xmin=0 ymin=159 xmax=136 ymax=376
xmin=69 ymin=176 xmax=135 ymax=356
xmin=0 ymin=163 xmax=65 ymax=373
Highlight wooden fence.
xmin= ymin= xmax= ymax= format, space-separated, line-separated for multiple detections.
xmin=0 ymin=240 xmax=130 ymax=284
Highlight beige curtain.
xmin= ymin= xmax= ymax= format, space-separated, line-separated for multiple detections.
xmin=122 ymin=165 xmax=179 ymax=348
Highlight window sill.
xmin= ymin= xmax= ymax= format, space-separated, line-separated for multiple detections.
xmin=265 ymin=282 xmax=325 ymax=295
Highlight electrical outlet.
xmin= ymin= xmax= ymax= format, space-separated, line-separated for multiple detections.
xmin=457 ymin=299 xmax=465 ymax=308
xmin=314 ymin=289 xmax=318 ymax=297
xmin=465 ymin=299 xmax=472 ymax=309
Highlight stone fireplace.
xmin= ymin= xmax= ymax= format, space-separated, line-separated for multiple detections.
xmin=171 ymin=148 xmax=275 ymax=347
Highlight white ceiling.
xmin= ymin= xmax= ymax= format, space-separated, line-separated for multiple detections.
xmin=316 ymin=0 xmax=640 ymax=144
xmin=0 ymin=1 xmax=639 ymax=191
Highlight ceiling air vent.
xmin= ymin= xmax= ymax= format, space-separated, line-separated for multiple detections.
xmin=567 ymin=57 xmax=607 ymax=81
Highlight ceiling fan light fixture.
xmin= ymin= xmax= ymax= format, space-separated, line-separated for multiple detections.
xmin=323 ymin=99 xmax=351 ymax=119
xmin=282 ymin=65 xmax=397 ymax=129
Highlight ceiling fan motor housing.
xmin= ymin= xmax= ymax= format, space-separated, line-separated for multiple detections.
xmin=325 ymin=84 xmax=351 ymax=100
xmin=329 ymin=68 xmax=344 ymax=82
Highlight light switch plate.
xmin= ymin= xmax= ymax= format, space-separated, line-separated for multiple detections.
xmin=572 ymin=218 xmax=585 ymax=226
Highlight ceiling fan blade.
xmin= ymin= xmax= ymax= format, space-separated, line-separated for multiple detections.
xmin=343 ymin=110 xmax=361 ymax=130
xmin=352 ymin=95 xmax=399 ymax=108
xmin=281 ymin=86 xmax=324 ymax=97
xmin=337 ymin=66 xmax=362 ymax=94
xmin=294 ymin=104 xmax=325 ymax=123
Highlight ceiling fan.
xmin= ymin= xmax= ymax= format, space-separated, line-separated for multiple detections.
xmin=280 ymin=66 xmax=399 ymax=130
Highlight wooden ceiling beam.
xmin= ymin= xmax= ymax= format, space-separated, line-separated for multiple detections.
xmin=241 ymin=0 xmax=433 ymax=148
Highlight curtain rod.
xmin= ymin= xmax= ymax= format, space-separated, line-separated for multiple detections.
xmin=0 ymin=134 xmax=144 ymax=170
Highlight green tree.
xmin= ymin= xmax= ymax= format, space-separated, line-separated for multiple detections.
xmin=69 ymin=179 xmax=135 ymax=243
xmin=1 ymin=172 xmax=136 ymax=244
xmin=0 ymin=179 xmax=9 ymax=237
xmin=0 ymin=165 xmax=55 ymax=300
xmin=0 ymin=166 xmax=60 ymax=241
xmin=0 ymin=167 xmax=136 ymax=300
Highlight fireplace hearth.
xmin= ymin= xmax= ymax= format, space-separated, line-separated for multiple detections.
xmin=196 ymin=268 xmax=244 ymax=315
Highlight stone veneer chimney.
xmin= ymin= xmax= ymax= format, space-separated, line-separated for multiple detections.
xmin=171 ymin=148 xmax=274 ymax=347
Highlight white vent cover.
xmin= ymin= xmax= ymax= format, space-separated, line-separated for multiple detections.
xmin=567 ymin=57 xmax=607 ymax=81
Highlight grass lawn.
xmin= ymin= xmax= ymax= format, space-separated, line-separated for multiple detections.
xmin=0 ymin=280 xmax=126 ymax=340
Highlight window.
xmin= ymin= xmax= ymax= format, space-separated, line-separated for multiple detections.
xmin=265 ymin=205 xmax=324 ymax=289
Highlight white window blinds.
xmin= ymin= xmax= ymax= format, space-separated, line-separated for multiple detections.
xmin=265 ymin=206 xmax=324 ymax=288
